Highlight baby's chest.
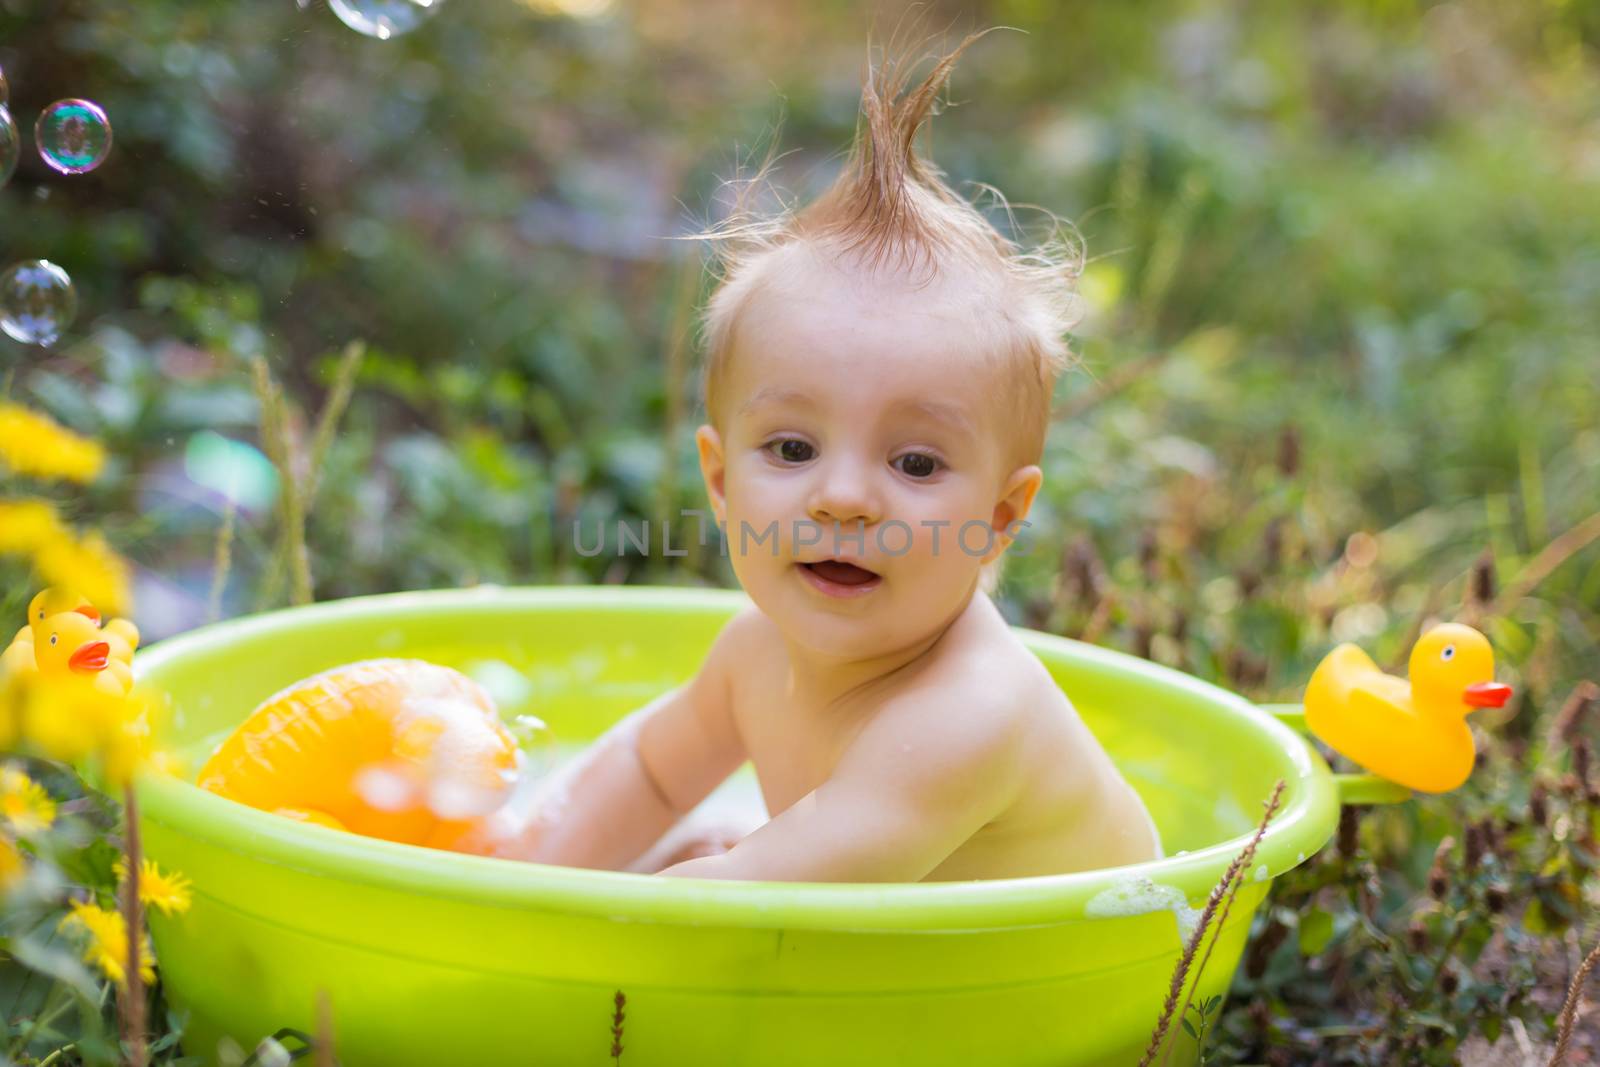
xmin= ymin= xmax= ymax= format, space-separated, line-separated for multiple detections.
xmin=731 ymin=686 xmax=865 ymax=821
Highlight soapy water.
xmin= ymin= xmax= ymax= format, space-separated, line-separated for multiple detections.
xmin=0 ymin=107 xmax=17 ymax=189
xmin=35 ymin=99 xmax=112 ymax=175
xmin=0 ymin=260 xmax=78 ymax=347
xmin=466 ymin=659 xmax=536 ymax=712
xmin=328 ymin=0 xmax=446 ymax=40
xmin=1085 ymin=875 xmax=1207 ymax=945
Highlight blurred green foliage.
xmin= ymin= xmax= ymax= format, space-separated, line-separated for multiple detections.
xmin=1 ymin=0 xmax=1598 ymax=1062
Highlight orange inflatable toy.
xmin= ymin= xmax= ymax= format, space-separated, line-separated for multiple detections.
xmin=196 ymin=658 xmax=522 ymax=854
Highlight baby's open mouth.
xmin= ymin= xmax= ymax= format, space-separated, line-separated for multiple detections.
xmin=799 ymin=559 xmax=881 ymax=587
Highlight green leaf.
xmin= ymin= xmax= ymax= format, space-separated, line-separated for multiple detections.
xmin=1181 ymin=1018 xmax=1198 ymax=1039
xmin=1480 ymin=1014 xmax=1502 ymax=1044
xmin=1298 ymin=907 xmax=1336 ymax=955
xmin=9 ymin=930 xmax=102 ymax=1004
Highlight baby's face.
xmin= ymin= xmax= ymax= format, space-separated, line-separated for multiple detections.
xmin=696 ymin=246 xmax=1041 ymax=661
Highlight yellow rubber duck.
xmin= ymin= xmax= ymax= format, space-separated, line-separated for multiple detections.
xmin=3 ymin=587 xmax=139 ymax=696
xmin=196 ymin=658 xmax=522 ymax=854
xmin=1304 ymin=622 xmax=1512 ymax=794
xmin=26 ymin=588 xmax=141 ymax=674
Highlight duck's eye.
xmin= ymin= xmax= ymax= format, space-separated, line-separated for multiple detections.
xmin=49 ymin=634 xmax=57 ymax=646
xmin=1441 ymin=645 xmax=1455 ymax=661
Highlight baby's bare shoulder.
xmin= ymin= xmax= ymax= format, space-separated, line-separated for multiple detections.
xmin=860 ymin=636 xmax=1045 ymax=782
xmin=908 ymin=624 xmax=1060 ymax=730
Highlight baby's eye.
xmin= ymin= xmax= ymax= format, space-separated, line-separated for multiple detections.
xmin=894 ymin=453 xmax=941 ymax=479
xmin=767 ymin=438 xmax=814 ymax=464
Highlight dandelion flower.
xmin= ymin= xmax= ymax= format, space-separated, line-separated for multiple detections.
xmin=31 ymin=528 xmax=130 ymax=618
xmin=0 ymin=402 xmax=106 ymax=484
xmin=0 ymin=498 xmax=131 ymax=616
xmin=13 ymin=672 xmax=113 ymax=765
xmin=113 ymin=857 xmax=193 ymax=917
xmin=0 ymin=499 xmax=70 ymax=554
xmin=57 ymin=899 xmax=156 ymax=987
xmin=0 ymin=765 xmax=56 ymax=833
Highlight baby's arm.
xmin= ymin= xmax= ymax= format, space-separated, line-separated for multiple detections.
xmin=477 ymin=610 xmax=749 ymax=871
xmin=656 ymin=685 xmax=1025 ymax=883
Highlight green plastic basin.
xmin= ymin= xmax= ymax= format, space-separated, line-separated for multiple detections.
xmin=128 ymin=585 xmax=1401 ymax=1066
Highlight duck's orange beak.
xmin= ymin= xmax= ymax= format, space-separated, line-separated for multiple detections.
xmin=69 ymin=641 xmax=110 ymax=673
xmin=1463 ymin=681 xmax=1512 ymax=709
xmin=74 ymin=604 xmax=101 ymax=624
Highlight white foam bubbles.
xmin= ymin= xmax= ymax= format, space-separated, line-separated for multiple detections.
xmin=1086 ymin=875 xmax=1206 ymax=944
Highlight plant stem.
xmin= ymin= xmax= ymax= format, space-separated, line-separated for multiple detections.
xmin=1158 ymin=780 xmax=1286 ymax=1067
xmin=1143 ymin=778 xmax=1286 ymax=1067
xmin=36 ymin=1042 xmax=77 ymax=1067
xmin=120 ymin=783 xmax=147 ymax=1067
xmin=207 ymin=497 xmax=236 ymax=623
xmin=250 ymin=355 xmax=313 ymax=606
xmin=1494 ymin=509 xmax=1600 ymax=613
xmin=1549 ymin=931 xmax=1600 ymax=1066
xmin=14 ymin=981 xmax=71 ymax=1056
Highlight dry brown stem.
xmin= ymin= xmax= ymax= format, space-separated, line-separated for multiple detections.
xmin=1142 ymin=778 xmax=1287 ymax=1067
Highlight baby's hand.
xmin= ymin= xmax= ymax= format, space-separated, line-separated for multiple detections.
xmin=650 ymin=827 xmax=745 ymax=870
xmin=632 ymin=819 xmax=749 ymax=874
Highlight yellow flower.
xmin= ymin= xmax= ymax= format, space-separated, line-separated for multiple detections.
xmin=112 ymin=857 xmax=193 ymax=917
xmin=0 ymin=402 xmax=106 ymax=484
xmin=57 ymin=900 xmax=156 ymax=987
xmin=0 ymin=834 xmax=25 ymax=893
xmin=11 ymin=672 xmax=114 ymax=765
xmin=0 ymin=499 xmax=68 ymax=553
xmin=0 ymin=765 xmax=56 ymax=834
xmin=0 ymin=499 xmax=131 ymax=616
xmin=30 ymin=528 xmax=131 ymax=618
xmin=6 ymin=673 xmax=171 ymax=781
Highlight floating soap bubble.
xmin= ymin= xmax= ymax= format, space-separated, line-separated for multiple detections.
xmin=0 ymin=260 xmax=78 ymax=347
xmin=0 ymin=107 xmax=17 ymax=189
xmin=509 ymin=713 xmax=558 ymax=774
xmin=35 ymin=99 xmax=113 ymax=175
xmin=328 ymin=0 xmax=445 ymax=39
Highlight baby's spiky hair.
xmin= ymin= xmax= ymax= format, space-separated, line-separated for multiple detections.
xmin=684 ymin=27 xmax=1084 ymax=595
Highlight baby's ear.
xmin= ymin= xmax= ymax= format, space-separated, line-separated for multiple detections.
xmin=695 ymin=424 xmax=728 ymax=523
xmin=990 ymin=465 xmax=1043 ymax=548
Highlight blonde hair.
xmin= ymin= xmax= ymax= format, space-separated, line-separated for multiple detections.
xmin=681 ymin=28 xmax=1083 ymax=596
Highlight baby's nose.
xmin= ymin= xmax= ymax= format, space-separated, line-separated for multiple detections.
xmin=806 ymin=463 xmax=880 ymax=526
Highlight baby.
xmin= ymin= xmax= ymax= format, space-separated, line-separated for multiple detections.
xmin=472 ymin=33 xmax=1163 ymax=882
